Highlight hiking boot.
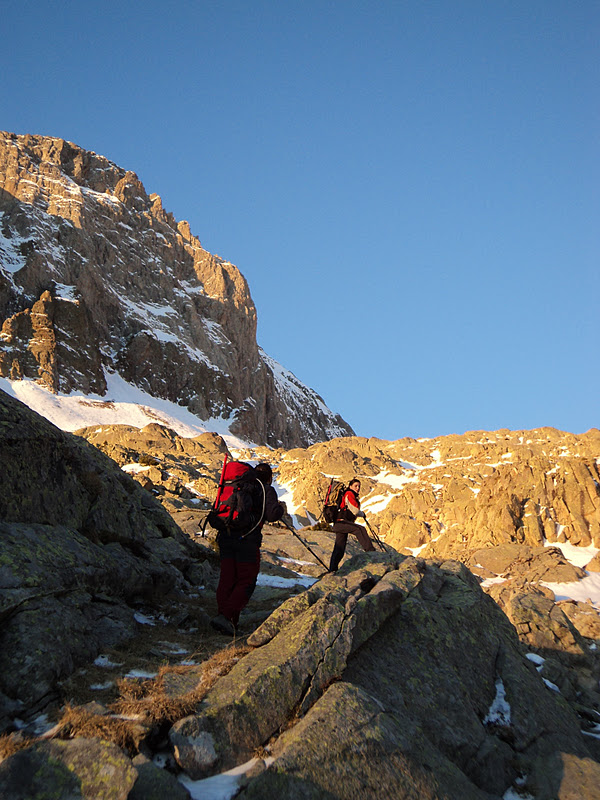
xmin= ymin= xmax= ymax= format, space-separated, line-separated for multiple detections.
xmin=210 ymin=614 xmax=236 ymax=636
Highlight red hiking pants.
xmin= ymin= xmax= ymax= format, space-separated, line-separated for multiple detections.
xmin=216 ymin=533 xmax=261 ymax=626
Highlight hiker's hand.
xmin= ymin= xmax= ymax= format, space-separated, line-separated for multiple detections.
xmin=279 ymin=501 xmax=287 ymax=513
xmin=357 ymin=510 xmax=366 ymax=518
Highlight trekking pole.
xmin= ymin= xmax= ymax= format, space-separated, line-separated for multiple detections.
xmin=282 ymin=520 xmax=330 ymax=573
xmin=363 ymin=517 xmax=389 ymax=553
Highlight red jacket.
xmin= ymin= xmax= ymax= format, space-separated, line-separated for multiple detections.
xmin=338 ymin=489 xmax=361 ymax=522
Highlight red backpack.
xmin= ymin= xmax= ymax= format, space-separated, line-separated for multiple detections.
xmin=203 ymin=458 xmax=266 ymax=537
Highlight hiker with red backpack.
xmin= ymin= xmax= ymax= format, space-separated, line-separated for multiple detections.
xmin=328 ymin=478 xmax=375 ymax=572
xmin=207 ymin=460 xmax=285 ymax=635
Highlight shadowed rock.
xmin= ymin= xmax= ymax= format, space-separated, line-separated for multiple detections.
xmin=0 ymin=388 xmax=205 ymax=724
xmin=168 ymin=553 xmax=597 ymax=798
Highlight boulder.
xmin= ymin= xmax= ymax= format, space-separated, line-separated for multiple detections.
xmin=472 ymin=545 xmax=587 ymax=584
xmin=239 ymin=682 xmax=494 ymax=800
xmin=488 ymin=584 xmax=590 ymax=664
xmin=130 ymin=753 xmax=191 ymax=800
xmin=584 ymin=553 xmax=600 ymax=572
xmin=558 ymin=600 xmax=600 ymax=641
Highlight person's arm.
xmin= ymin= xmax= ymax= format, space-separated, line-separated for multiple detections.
xmin=264 ymin=486 xmax=284 ymax=522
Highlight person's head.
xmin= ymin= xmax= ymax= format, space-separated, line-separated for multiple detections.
xmin=349 ymin=478 xmax=361 ymax=494
xmin=255 ymin=462 xmax=273 ymax=485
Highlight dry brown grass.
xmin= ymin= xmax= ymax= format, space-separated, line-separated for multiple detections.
xmin=0 ymin=732 xmax=31 ymax=760
xmin=112 ymin=643 xmax=251 ymax=724
xmin=54 ymin=704 xmax=147 ymax=753
xmin=0 ymin=642 xmax=252 ymax=759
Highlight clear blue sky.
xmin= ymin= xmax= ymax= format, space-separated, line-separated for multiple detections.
xmin=2 ymin=1 xmax=598 ymax=440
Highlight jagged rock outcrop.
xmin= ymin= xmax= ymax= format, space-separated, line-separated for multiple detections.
xmin=0 ymin=130 xmax=353 ymax=447
xmin=0 ymin=387 xmax=210 ymax=725
xmin=0 ymin=288 xmax=105 ymax=394
xmin=73 ymin=422 xmax=229 ymax=504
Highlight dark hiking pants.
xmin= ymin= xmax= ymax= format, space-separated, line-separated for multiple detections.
xmin=329 ymin=521 xmax=375 ymax=571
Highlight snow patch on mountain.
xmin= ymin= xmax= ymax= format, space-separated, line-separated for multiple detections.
xmin=541 ymin=572 xmax=600 ymax=610
xmin=544 ymin=539 xmax=599 ymax=568
xmin=0 ymin=372 xmax=252 ymax=449
xmin=0 ymin=211 xmax=29 ymax=275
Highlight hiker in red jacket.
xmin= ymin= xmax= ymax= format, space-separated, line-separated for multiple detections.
xmin=211 ymin=462 xmax=285 ymax=635
xmin=329 ymin=478 xmax=375 ymax=572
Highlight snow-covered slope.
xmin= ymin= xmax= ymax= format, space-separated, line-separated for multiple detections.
xmin=0 ymin=372 xmax=252 ymax=448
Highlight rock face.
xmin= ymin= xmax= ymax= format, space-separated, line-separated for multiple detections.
xmin=0 ymin=130 xmax=353 ymax=448
xmin=3 ymin=550 xmax=599 ymax=799
xmin=0 ymin=387 xmax=208 ymax=724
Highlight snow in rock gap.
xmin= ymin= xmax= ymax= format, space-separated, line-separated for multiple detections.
xmin=483 ymin=677 xmax=511 ymax=726
xmin=0 ymin=211 xmax=29 ymax=273
xmin=178 ymin=758 xmax=262 ymax=800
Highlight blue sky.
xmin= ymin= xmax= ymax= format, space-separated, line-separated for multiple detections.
xmin=2 ymin=1 xmax=598 ymax=440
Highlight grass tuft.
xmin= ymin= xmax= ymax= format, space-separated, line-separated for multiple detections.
xmin=0 ymin=642 xmax=252 ymax=759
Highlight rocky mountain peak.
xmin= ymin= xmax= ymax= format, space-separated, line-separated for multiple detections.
xmin=0 ymin=130 xmax=353 ymax=447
